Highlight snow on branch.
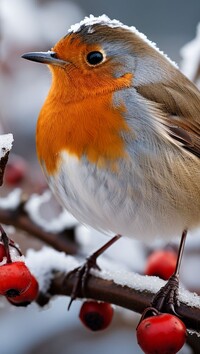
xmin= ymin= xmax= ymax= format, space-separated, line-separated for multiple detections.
xmin=0 ymin=188 xmax=22 ymax=210
xmin=25 ymin=247 xmax=200 ymax=334
xmin=0 ymin=134 xmax=13 ymax=186
xmin=0 ymin=192 xmax=78 ymax=255
xmin=24 ymin=190 xmax=78 ymax=232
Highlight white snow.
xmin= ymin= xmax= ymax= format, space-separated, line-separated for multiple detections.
xmin=69 ymin=14 xmax=178 ymax=68
xmin=10 ymin=252 xmax=24 ymax=263
xmin=92 ymin=267 xmax=200 ymax=309
xmin=25 ymin=247 xmax=79 ymax=293
xmin=0 ymin=188 xmax=22 ymax=210
xmin=24 ymin=190 xmax=78 ymax=233
xmin=25 ymin=247 xmax=200 ymax=310
xmin=0 ymin=134 xmax=13 ymax=159
xmin=181 ymin=23 xmax=200 ymax=87
xmin=188 ymin=328 xmax=200 ymax=338
xmin=0 ymin=252 xmax=24 ymax=266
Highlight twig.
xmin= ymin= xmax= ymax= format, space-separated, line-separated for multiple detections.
xmin=0 ymin=151 xmax=9 ymax=186
xmin=48 ymin=271 xmax=200 ymax=333
xmin=0 ymin=207 xmax=78 ymax=255
xmin=0 ymin=133 xmax=13 ymax=186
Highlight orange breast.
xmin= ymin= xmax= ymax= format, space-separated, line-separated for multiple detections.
xmin=36 ymin=67 xmax=133 ymax=175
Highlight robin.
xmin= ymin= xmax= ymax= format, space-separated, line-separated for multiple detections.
xmin=22 ymin=15 xmax=200 ymax=311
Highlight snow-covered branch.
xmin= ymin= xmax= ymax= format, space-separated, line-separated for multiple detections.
xmin=0 ymin=134 xmax=13 ymax=186
xmin=25 ymin=247 xmax=200 ymax=334
xmin=50 ymin=270 xmax=200 ymax=333
xmin=0 ymin=192 xmax=78 ymax=255
xmin=1 ymin=189 xmax=200 ymax=337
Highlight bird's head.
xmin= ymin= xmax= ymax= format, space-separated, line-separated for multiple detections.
xmin=22 ymin=15 xmax=177 ymax=101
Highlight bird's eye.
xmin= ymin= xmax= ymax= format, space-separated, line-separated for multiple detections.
xmin=86 ymin=51 xmax=104 ymax=65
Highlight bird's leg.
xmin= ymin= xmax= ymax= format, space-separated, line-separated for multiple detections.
xmin=66 ymin=234 xmax=121 ymax=309
xmin=152 ymin=229 xmax=187 ymax=315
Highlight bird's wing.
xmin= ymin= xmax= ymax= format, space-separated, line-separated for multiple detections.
xmin=136 ymin=75 xmax=200 ymax=158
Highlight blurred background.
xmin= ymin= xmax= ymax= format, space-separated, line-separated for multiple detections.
xmin=0 ymin=0 xmax=200 ymax=353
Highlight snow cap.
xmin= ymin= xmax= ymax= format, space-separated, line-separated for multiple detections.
xmin=0 ymin=134 xmax=13 ymax=159
xmin=68 ymin=14 xmax=177 ymax=67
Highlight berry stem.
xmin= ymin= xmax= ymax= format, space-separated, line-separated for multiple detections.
xmin=67 ymin=234 xmax=121 ymax=310
xmin=0 ymin=224 xmax=12 ymax=263
xmin=9 ymin=241 xmax=23 ymax=257
xmin=136 ymin=307 xmax=160 ymax=329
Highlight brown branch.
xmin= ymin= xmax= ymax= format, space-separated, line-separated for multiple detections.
xmin=0 ymin=151 xmax=9 ymax=186
xmin=48 ymin=271 xmax=200 ymax=334
xmin=1 ymin=197 xmax=200 ymax=352
xmin=0 ymin=133 xmax=13 ymax=186
xmin=0 ymin=207 xmax=78 ymax=255
xmin=1 ymin=193 xmax=200 ymax=337
xmin=1 ymin=198 xmax=200 ymax=336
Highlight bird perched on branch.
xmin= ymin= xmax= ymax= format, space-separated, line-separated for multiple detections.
xmin=22 ymin=15 xmax=200 ymax=311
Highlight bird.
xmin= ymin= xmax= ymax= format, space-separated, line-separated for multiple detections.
xmin=22 ymin=14 xmax=200 ymax=311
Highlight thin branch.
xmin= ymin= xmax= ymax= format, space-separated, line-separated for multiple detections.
xmin=0 ymin=151 xmax=9 ymax=186
xmin=0 ymin=133 xmax=13 ymax=186
xmin=48 ymin=271 xmax=200 ymax=333
xmin=1 ymin=199 xmax=200 ymax=336
xmin=0 ymin=207 xmax=78 ymax=254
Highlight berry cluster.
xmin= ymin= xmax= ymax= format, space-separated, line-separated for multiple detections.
xmin=0 ymin=226 xmax=38 ymax=306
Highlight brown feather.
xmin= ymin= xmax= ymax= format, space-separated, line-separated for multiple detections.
xmin=136 ymin=72 xmax=200 ymax=158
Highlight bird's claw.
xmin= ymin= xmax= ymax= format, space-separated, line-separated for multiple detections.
xmin=64 ymin=235 xmax=121 ymax=310
xmin=151 ymin=274 xmax=180 ymax=316
xmin=66 ymin=254 xmax=101 ymax=310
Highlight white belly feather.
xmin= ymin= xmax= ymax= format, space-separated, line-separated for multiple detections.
xmin=47 ymin=150 xmax=200 ymax=242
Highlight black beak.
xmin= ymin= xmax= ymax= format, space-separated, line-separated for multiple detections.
xmin=21 ymin=51 xmax=67 ymax=67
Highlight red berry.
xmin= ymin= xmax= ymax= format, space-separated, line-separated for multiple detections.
xmin=7 ymin=274 xmax=39 ymax=306
xmin=0 ymin=243 xmax=7 ymax=262
xmin=0 ymin=261 xmax=32 ymax=297
xmin=137 ymin=313 xmax=187 ymax=354
xmin=145 ymin=250 xmax=177 ymax=280
xmin=79 ymin=301 xmax=113 ymax=331
xmin=4 ymin=157 xmax=27 ymax=186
